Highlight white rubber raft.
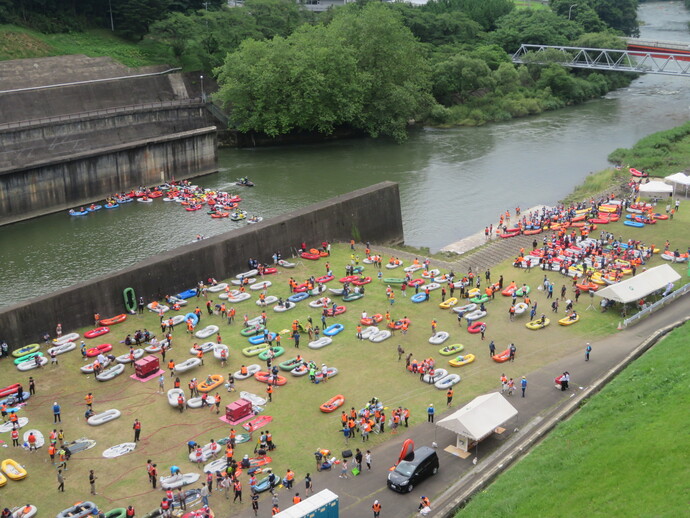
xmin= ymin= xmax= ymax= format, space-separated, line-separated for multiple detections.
xmin=360 ymin=326 xmax=379 ymax=340
xmin=116 ymin=348 xmax=145 ymax=363
xmin=231 ymin=277 xmax=256 ymax=286
xmin=96 ymin=363 xmax=125 ymax=381
xmin=10 ymin=506 xmax=37 ymax=518
xmin=175 ymin=358 xmax=202 ymax=374
xmin=147 ymin=303 xmax=170 ymax=313
xmin=80 ymin=356 xmax=111 ymax=373
xmin=195 ymin=326 xmax=219 ymax=339
xmin=273 ymin=301 xmax=296 ymax=312
xmin=228 ymin=292 xmax=251 ymax=303
xmin=53 ymin=333 xmax=79 ymax=345
xmin=429 ymin=332 xmax=449 ymax=345
xmin=0 ymin=417 xmax=28 ymax=433
xmin=23 ymin=429 xmax=44 ymax=448
xmin=189 ymin=441 xmax=221 ymax=463
xmin=465 ymin=310 xmax=487 ymax=322
xmin=17 ymin=357 xmax=48 ymax=371
xmin=256 ymin=295 xmax=278 ymax=306
xmin=277 ymin=259 xmax=295 ymax=268
xmin=435 ymin=374 xmax=461 ymax=390
xmin=102 ymin=442 xmax=136 ymax=458
xmin=207 ymin=283 xmax=228 ymax=293
xmin=369 ymin=330 xmax=392 ymax=343
xmin=168 ymin=388 xmax=185 ymax=407
xmin=87 ymin=408 xmax=121 ymax=426
xmin=240 ymin=391 xmax=267 ymax=406
xmin=47 ymin=342 xmax=76 ymax=356
xmin=213 ymin=344 xmax=229 ymax=360
xmin=189 ymin=342 xmax=215 ymax=355
xmin=234 ymin=364 xmax=261 ymax=380
xmin=308 ymin=337 xmax=333 ymax=349
xmin=422 ymin=369 xmax=448 ymax=384
xmin=309 ymin=297 xmax=332 ymax=308
xmin=250 ymin=281 xmax=272 ymax=291
xmin=236 ymin=269 xmax=258 ymax=279
xmin=160 ymin=472 xmax=200 ymax=490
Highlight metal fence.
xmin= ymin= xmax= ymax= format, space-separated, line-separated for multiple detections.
xmin=0 ymin=99 xmax=204 ymax=131
xmin=621 ymin=281 xmax=690 ymax=328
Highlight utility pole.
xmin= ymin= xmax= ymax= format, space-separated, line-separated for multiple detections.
xmin=108 ymin=0 xmax=115 ymax=31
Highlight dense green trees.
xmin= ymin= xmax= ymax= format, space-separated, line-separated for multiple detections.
xmin=215 ymin=3 xmax=432 ymax=141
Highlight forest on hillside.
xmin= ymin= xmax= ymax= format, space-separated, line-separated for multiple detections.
xmin=1 ymin=0 xmax=642 ymax=140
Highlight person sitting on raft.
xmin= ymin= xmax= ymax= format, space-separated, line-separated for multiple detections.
xmin=539 ymin=314 xmax=546 ymax=325
xmin=569 ymin=311 xmax=578 ymax=320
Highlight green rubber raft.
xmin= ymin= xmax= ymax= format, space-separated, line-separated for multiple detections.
xmin=343 ymin=293 xmax=364 ymax=302
xmin=470 ymin=295 xmax=490 ymax=304
xmin=439 ymin=344 xmax=464 ymax=356
xmin=383 ymin=278 xmax=405 ymax=284
xmin=240 ymin=325 xmax=265 ymax=337
xmin=242 ymin=344 xmax=269 ymax=357
xmin=258 ymin=346 xmax=285 ymax=361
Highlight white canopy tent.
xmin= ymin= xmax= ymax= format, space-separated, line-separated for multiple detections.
xmin=436 ymin=393 xmax=518 ymax=452
xmin=666 ymin=172 xmax=690 ymax=196
xmin=594 ymin=264 xmax=680 ymax=304
xmin=638 ymin=180 xmax=673 ymax=195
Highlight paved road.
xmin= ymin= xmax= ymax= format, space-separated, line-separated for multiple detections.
xmin=224 ymin=293 xmax=689 ymax=518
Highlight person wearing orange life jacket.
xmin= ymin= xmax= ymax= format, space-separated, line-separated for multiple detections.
xmin=419 ymin=496 xmax=431 ymax=511
xmin=233 ymin=479 xmax=242 ymax=503
xmin=48 ymin=443 xmax=56 ymax=463
xmin=293 ymin=493 xmax=301 ymax=504
xmin=372 ymin=500 xmax=382 ymax=517
xmin=272 ymin=505 xmax=280 ymax=515
xmin=125 ymin=506 xmax=135 ymax=518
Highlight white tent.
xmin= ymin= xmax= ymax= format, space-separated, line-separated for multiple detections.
xmin=638 ymin=180 xmax=673 ymax=194
xmin=666 ymin=172 xmax=690 ymax=195
xmin=436 ymin=393 xmax=518 ymax=452
xmin=594 ymin=264 xmax=680 ymax=304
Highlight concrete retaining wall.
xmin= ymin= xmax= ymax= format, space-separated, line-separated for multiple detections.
xmin=0 ymin=104 xmax=207 ymax=148
xmin=0 ymin=127 xmax=218 ymax=226
xmin=0 ymin=182 xmax=403 ymax=349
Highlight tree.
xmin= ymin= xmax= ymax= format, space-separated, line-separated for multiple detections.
xmin=491 ymin=9 xmax=584 ymax=52
xmin=215 ymin=2 xmax=433 ymax=141
xmin=244 ymin=0 xmax=305 ymax=39
xmin=112 ymin=0 xmax=172 ymax=40
xmin=328 ymin=3 xmax=434 ymax=140
xmin=423 ymin=0 xmax=515 ymax=31
xmin=432 ymin=55 xmax=496 ymax=105
xmin=215 ymin=26 xmax=364 ymax=136
xmin=550 ymin=0 xmax=607 ymax=33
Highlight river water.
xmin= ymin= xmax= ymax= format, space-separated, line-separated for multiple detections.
xmin=1 ymin=1 xmax=689 ymax=307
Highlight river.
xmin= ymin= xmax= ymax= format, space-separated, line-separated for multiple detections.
xmin=1 ymin=1 xmax=689 ymax=308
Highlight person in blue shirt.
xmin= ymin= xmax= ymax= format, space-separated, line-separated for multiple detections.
xmin=427 ymin=404 xmax=435 ymax=423
xmin=53 ymin=402 xmax=61 ymax=423
xmin=521 ymin=376 xmax=528 ymax=398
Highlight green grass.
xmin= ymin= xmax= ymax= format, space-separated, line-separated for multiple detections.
xmin=560 ymin=167 xmax=628 ymax=205
xmin=608 ymin=120 xmax=690 ymax=178
xmin=513 ymin=0 xmax=549 ymax=10
xmin=457 ymin=322 xmax=690 ymax=517
xmin=0 ymin=25 xmax=173 ymax=67
xmin=1 ymin=203 xmax=688 ymax=514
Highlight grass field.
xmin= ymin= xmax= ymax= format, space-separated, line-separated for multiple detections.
xmin=456 ymin=322 xmax=690 ymax=517
xmin=0 ymin=201 xmax=687 ymax=515
xmin=0 ymin=25 xmax=172 ymax=67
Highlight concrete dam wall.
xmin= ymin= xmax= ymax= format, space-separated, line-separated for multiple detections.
xmin=0 ymin=182 xmax=404 ymax=349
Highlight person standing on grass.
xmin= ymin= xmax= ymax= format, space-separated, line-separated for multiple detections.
xmin=89 ymin=470 xmax=97 ymax=495
xmin=57 ymin=470 xmax=65 ymax=492
xmin=133 ymin=418 xmax=142 ymax=442
xmin=489 ymin=340 xmax=496 ymax=357
xmin=53 ymin=402 xmax=61 ymax=423
xmin=447 ymin=387 xmax=454 ymax=407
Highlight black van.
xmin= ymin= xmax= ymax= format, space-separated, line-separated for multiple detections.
xmin=387 ymin=446 xmax=439 ymax=493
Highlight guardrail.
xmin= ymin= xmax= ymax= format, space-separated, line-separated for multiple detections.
xmin=0 ymin=99 xmax=204 ymax=131
xmin=620 ymin=281 xmax=690 ymax=328
xmin=0 ymin=67 xmax=182 ymax=95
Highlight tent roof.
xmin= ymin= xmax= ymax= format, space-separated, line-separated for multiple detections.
xmin=666 ymin=172 xmax=690 ymax=185
xmin=594 ymin=264 xmax=680 ymax=303
xmin=436 ymin=392 xmax=518 ymax=441
xmin=638 ymin=180 xmax=673 ymax=193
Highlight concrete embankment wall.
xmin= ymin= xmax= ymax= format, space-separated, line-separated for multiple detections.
xmin=0 ymin=127 xmax=218 ymax=226
xmin=0 ymin=182 xmax=404 ymax=349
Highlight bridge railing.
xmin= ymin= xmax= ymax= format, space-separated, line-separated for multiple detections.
xmin=512 ymin=44 xmax=690 ymax=77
